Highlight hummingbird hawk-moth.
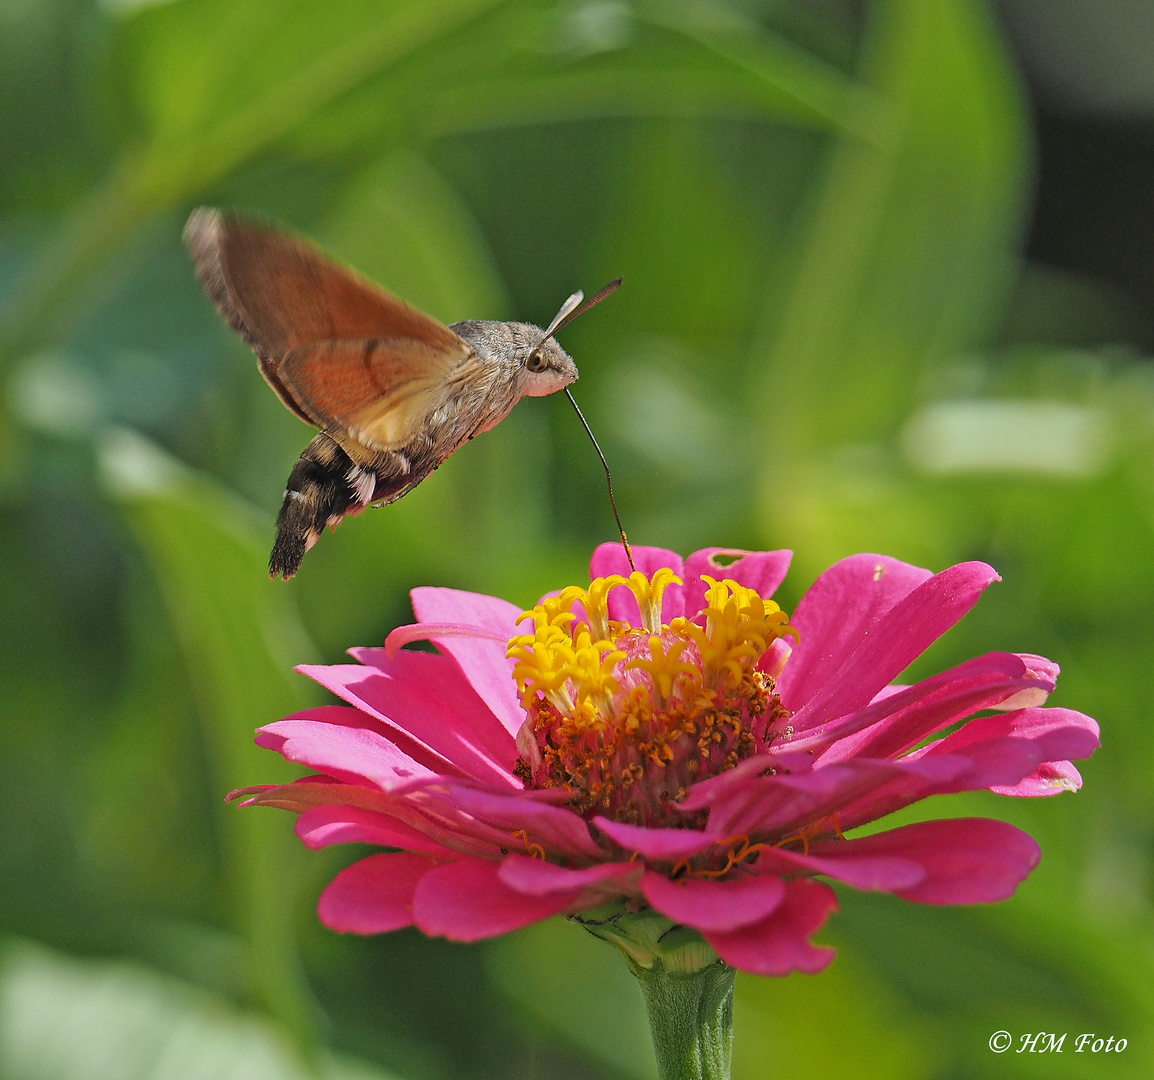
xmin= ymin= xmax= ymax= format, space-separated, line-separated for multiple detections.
xmin=184 ymin=208 xmax=620 ymax=579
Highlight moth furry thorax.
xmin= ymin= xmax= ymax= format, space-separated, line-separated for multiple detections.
xmin=184 ymin=207 xmax=588 ymax=580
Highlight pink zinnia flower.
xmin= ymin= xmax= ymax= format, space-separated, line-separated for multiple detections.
xmin=233 ymin=545 xmax=1099 ymax=975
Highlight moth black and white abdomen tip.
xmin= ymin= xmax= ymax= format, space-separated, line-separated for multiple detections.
xmin=269 ymin=433 xmax=366 ymax=579
xmin=346 ymin=463 xmax=378 ymax=506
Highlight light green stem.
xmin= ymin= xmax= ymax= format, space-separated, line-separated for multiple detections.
xmin=635 ymin=960 xmax=736 ymax=1080
xmin=575 ymin=905 xmax=736 ymax=1080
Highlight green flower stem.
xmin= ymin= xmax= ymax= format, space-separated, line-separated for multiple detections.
xmin=635 ymin=959 xmax=736 ymax=1080
xmin=575 ymin=905 xmax=736 ymax=1080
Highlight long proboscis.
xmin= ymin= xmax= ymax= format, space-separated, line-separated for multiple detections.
xmin=565 ymin=387 xmax=635 ymax=573
xmin=545 ymin=277 xmax=633 ymax=572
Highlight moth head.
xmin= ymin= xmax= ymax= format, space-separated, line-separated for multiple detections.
xmin=523 ymin=337 xmax=578 ymax=397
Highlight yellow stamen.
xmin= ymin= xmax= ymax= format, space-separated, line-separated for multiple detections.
xmin=512 ymin=829 xmax=546 ymax=860
xmin=686 ymin=576 xmax=797 ymax=690
xmin=667 ymin=835 xmax=770 ymax=879
xmin=508 ymin=570 xmax=795 ymax=826
xmin=582 ymin=575 xmax=628 ymax=641
xmin=626 ymin=568 xmax=683 ymax=633
xmin=776 ymin=813 xmax=844 ymax=854
xmin=625 ymin=635 xmax=696 ymax=710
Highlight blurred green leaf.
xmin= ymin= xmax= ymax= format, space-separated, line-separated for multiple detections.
xmin=0 ymin=938 xmax=406 ymax=1080
xmin=292 ymin=1 xmax=883 ymax=153
xmin=320 ymin=151 xmax=509 ymax=323
xmin=637 ymin=0 xmax=890 ymax=142
xmin=99 ymin=427 xmax=323 ymax=1057
xmin=111 ymin=0 xmax=504 ymax=186
xmin=756 ymin=0 xmax=1028 ymax=453
xmin=1 ymin=0 xmax=877 ymax=377
xmin=489 ymin=919 xmax=657 ymax=1080
xmin=2 ymin=0 xmax=506 ymax=366
xmin=733 ymin=946 xmax=933 ymax=1080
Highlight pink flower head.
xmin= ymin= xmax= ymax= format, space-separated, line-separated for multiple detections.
xmin=232 ymin=546 xmax=1099 ymax=976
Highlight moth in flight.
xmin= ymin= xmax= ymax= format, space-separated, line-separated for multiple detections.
xmin=185 ymin=208 xmax=619 ymax=578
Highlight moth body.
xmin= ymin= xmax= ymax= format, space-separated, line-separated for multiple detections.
xmin=268 ymin=321 xmax=577 ymax=577
xmin=185 ymin=207 xmax=594 ymax=578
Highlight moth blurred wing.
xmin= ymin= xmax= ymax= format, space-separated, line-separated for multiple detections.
xmin=183 ymin=207 xmax=469 ymax=426
xmin=278 ymin=338 xmax=475 ymax=452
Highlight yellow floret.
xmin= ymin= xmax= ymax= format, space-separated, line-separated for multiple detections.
xmin=625 ymin=568 xmax=683 ymax=633
xmin=508 ymin=571 xmax=795 ymax=729
xmin=689 ymin=576 xmax=798 ymax=690
xmin=625 ymin=635 xmax=697 ymax=709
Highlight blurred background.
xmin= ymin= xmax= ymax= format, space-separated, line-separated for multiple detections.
xmin=2 ymin=0 xmax=1153 ymax=1077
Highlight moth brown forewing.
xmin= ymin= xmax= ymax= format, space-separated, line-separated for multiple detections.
xmin=184 ymin=208 xmax=621 ymax=579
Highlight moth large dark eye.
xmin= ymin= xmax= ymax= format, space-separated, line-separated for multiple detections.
xmin=526 ymin=350 xmax=548 ymax=373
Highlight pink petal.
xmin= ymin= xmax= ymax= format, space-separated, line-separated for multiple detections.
xmin=832 ymin=738 xmax=1047 ymax=831
xmin=257 ymin=709 xmax=438 ymax=791
xmin=391 ymin=786 xmax=550 ymax=855
xmin=441 ymin=783 xmax=604 ymax=859
xmin=917 ymin=735 xmax=1044 ymax=786
xmin=676 ymin=751 xmax=816 ymax=812
xmin=703 ymin=757 xmax=968 ymax=840
xmin=683 ymin=548 xmax=793 ymax=619
xmin=811 ymin=653 xmax=1050 ymax=762
xmin=869 ymin=684 xmax=909 ymax=704
xmin=590 ymin=541 xmax=684 ymax=580
xmin=383 ymin=621 xmax=507 ymax=654
xmin=991 ymin=760 xmax=1083 ymax=796
xmin=318 ymin=851 xmax=436 ymax=933
xmin=808 ymin=818 xmax=1040 ymax=904
xmin=675 ymin=755 xmax=782 ymax=812
xmin=299 ymin=653 xmax=518 ymax=786
xmin=750 ymin=845 xmax=925 ymax=892
xmin=498 ymin=855 xmax=640 ymax=896
xmin=232 ymin=775 xmax=395 ymax=814
xmin=589 ymin=543 xmax=686 ymax=622
xmin=759 ymin=636 xmax=793 ymax=679
xmin=982 ymin=654 xmax=1060 ymax=713
xmin=296 ymin=804 xmax=461 ymax=858
xmin=592 ymin=817 xmax=728 ymax=862
xmin=929 ymin=706 xmax=1099 ymax=763
xmin=701 ymin=739 xmax=1050 ymax=842
xmin=409 ymin=587 xmax=525 ymax=738
xmin=1014 ymin=653 xmax=1061 ymax=687
xmin=640 ymin=871 xmax=786 ymax=931
xmin=779 ymin=554 xmax=933 ymax=710
xmin=788 ymin=561 xmax=1001 ymax=731
xmin=250 ymin=776 xmax=533 ymax=859
xmin=350 ymin=647 xmax=519 ymax=774
xmin=704 ymin=879 xmax=838 ymax=975
xmin=413 ymin=857 xmax=574 ymax=940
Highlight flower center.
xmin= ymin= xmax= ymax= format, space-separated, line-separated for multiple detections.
xmin=506 ymin=570 xmax=797 ymax=826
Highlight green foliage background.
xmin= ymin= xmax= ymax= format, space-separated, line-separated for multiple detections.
xmin=1 ymin=1 xmax=1150 ymax=1077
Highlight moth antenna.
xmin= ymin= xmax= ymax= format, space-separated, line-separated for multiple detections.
xmin=543 ymin=278 xmax=623 ymax=343
xmin=541 ymin=290 xmax=584 ymax=341
xmin=564 ymin=387 xmax=635 ymax=572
